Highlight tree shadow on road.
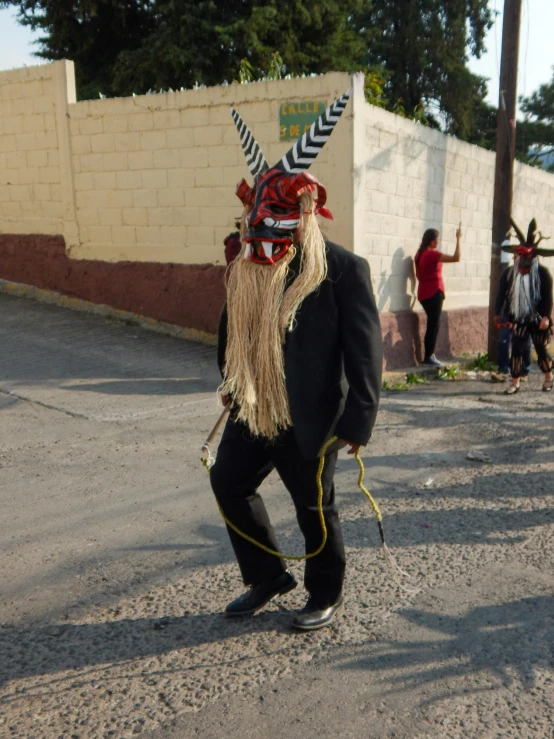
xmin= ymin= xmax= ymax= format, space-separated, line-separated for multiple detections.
xmin=361 ymin=465 xmax=554 ymax=500
xmin=340 ymin=464 xmax=554 ymax=548
xmin=0 ymin=606 xmax=294 ymax=695
xmin=342 ymin=503 xmax=554 ymax=548
xmin=380 ymin=386 xmax=554 ymax=429
xmin=334 ymin=592 xmax=554 ymax=703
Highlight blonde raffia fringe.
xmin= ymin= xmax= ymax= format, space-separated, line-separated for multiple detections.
xmin=219 ymin=192 xmax=327 ymax=439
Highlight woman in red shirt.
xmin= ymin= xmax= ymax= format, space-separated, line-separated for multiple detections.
xmin=414 ymin=227 xmax=462 ymax=366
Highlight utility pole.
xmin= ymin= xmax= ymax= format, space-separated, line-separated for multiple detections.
xmin=487 ymin=0 xmax=522 ymax=361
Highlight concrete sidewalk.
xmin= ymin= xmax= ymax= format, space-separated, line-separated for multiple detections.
xmin=1 ymin=292 xmax=553 ymax=739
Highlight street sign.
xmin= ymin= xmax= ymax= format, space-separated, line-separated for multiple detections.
xmin=279 ymin=101 xmax=327 ymax=141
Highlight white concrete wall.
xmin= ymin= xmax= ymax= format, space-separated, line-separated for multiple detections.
xmin=3 ymin=62 xmax=554 ymax=315
xmin=352 ymin=74 xmax=554 ymax=312
xmin=67 ymin=71 xmax=353 ymax=264
xmin=0 ymin=61 xmax=79 ymax=247
xmin=513 ymin=160 xmax=554 ymax=242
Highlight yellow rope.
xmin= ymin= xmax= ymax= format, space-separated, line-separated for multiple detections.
xmin=354 ymin=449 xmax=382 ymax=524
xmin=201 ymin=435 xmax=386 ymax=561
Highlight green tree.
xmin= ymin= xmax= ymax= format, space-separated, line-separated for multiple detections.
xmin=112 ymin=0 xmax=366 ymax=94
xmin=111 ymin=0 xmax=251 ymax=95
xmin=0 ymin=0 xmax=155 ymax=100
xmin=236 ymin=0 xmax=367 ymax=78
xmin=518 ymin=68 xmax=554 ymax=170
xmin=2 ymin=0 xmax=366 ymax=97
xmin=356 ymin=0 xmax=493 ymax=138
xmin=4 ymin=0 xmax=496 ymax=143
xmin=464 ymin=70 xmax=554 ymax=171
xmin=521 ymin=68 xmax=554 ymax=122
xmin=464 ymin=98 xmax=496 ymax=151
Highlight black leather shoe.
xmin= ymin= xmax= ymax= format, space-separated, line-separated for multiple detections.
xmin=291 ymin=596 xmax=343 ymax=631
xmin=225 ymin=571 xmax=297 ymax=617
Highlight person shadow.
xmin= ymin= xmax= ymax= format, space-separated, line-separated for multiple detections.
xmin=376 ymin=249 xmax=422 ymax=369
xmin=0 ymin=605 xmax=293 ymax=693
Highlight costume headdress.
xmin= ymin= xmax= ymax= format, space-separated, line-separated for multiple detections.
xmin=502 ymin=218 xmax=554 ymax=260
xmin=230 ymin=90 xmax=352 ymax=265
xmin=501 ymin=218 xmax=554 ymax=320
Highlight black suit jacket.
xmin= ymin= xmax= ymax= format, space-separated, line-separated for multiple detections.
xmin=218 ymin=241 xmax=383 ymax=459
xmin=495 ymin=264 xmax=553 ymax=320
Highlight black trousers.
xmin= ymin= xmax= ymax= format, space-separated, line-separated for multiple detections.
xmin=420 ymin=290 xmax=444 ymax=359
xmin=511 ymin=322 xmax=553 ymax=378
xmin=209 ymin=418 xmax=346 ymax=607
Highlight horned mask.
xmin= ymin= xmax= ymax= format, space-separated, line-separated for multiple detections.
xmin=229 ymin=90 xmax=351 ymax=265
xmin=503 ymin=217 xmax=554 ymax=273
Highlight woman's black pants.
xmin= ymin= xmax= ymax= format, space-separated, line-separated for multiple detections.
xmin=420 ymin=290 xmax=444 ymax=359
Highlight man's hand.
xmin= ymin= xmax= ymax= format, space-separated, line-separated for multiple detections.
xmin=539 ymin=316 xmax=550 ymax=331
xmin=338 ymin=439 xmax=361 ymax=455
xmin=221 ymin=394 xmax=230 ymax=407
xmin=323 ymin=438 xmax=361 ymax=455
xmin=494 ymin=316 xmax=512 ymax=329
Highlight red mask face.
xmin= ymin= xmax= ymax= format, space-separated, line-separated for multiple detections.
xmin=236 ymin=170 xmax=332 ymax=265
xmin=516 ymin=245 xmax=536 ymax=273
xmin=230 ymin=90 xmax=352 ymax=265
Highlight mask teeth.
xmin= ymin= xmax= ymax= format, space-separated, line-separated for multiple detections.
xmin=262 ymin=242 xmax=273 ymax=259
xmin=243 ymin=243 xmax=252 ymax=261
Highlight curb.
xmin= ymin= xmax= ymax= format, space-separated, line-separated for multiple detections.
xmin=0 ymin=278 xmax=494 ymax=378
xmin=382 ymin=366 xmax=438 ymax=382
xmin=0 ymin=279 xmax=218 ymax=348
xmin=382 ymin=357 xmax=487 ymax=384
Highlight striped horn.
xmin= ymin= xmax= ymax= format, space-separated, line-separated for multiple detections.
xmin=230 ymin=107 xmax=268 ymax=177
xmin=275 ymin=90 xmax=352 ymax=174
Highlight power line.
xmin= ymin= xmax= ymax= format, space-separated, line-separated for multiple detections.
xmin=494 ymin=0 xmax=500 ymax=79
xmin=520 ymin=0 xmax=530 ymax=101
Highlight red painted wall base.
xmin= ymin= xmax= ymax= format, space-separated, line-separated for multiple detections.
xmin=0 ymin=234 xmax=488 ymax=369
xmin=0 ymin=234 xmax=226 ymax=335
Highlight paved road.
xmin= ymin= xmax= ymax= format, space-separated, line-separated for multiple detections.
xmin=1 ymin=293 xmax=553 ymax=739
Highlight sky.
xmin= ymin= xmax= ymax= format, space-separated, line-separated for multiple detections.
xmin=467 ymin=0 xmax=554 ymax=108
xmin=0 ymin=1 xmax=553 ymax=112
xmin=0 ymin=7 xmax=42 ymax=71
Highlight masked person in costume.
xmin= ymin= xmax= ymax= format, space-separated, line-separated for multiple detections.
xmin=494 ymin=217 xmax=554 ymax=395
xmin=209 ymin=91 xmax=383 ymax=631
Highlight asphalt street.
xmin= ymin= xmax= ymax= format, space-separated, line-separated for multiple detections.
xmin=1 ymin=292 xmax=553 ymax=739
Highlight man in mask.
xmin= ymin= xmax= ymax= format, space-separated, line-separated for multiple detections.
xmin=494 ymin=217 xmax=554 ymax=395
xmin=209 ymin=90 xmax=383 ymax=631
xmin=491 ymin=230 xmax=532 ymax=383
